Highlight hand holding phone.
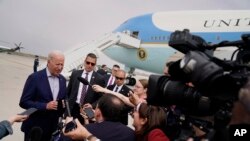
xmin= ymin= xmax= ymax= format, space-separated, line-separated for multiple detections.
xmin=64 ymin=120 xmax=77 ymax=133
xmin=83 ymin=107 xmax=94 ymax=119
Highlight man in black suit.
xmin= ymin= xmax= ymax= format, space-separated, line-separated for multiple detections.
xmin=63 ymin=94 xmax=135 ymax=141
xmin=96 ymin=64 xmax=107 ymax=76
xmin=67 ymin=53 xmax=105 ymax=124
xmin=107 ymin=69 xmax=131 ymax=125
xmin=104 ymin=64 xmax=120 ymax=87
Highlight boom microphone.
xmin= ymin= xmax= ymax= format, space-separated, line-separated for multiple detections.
xmin=77 ymin=76 xmax=92 ymax=86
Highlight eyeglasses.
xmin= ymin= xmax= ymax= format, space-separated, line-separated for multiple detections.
xmin=115 ymin=76 xmax=125 ymax=80
xmin=85 ymin=61 xmax=96 ymax=66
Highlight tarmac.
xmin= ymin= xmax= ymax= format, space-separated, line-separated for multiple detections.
xmin=0 ymin=52 xmax=47 ymax=141
xmin=0 ymin=52 xmax=135 ymax=141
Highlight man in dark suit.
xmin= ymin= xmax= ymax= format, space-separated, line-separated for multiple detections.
xmin=104 ymin=64 xmax=120 ymax=87
xmin=63 ymin=94 xmax=135 ymax=141
xmin=33 ymin=55 xmax=39 ymax=72
xmin=107 ymin=69 xmax=131 ymax=125
xmin=19 ymin=50 xmax=66 ymax=141
xmin=67 ymin=53 xmax=105 ymax=124
xmin=96 ymin=64 xmax=107 ymax=76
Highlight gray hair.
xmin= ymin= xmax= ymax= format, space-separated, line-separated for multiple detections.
xmin=48 ymin=50 xmax=64 ymax=60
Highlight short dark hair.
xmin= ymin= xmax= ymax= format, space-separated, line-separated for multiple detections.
xmin=97 ymin=94 xmax=125 ymax=122
xmin=113 ymin=64 xmax=120 ymax=69
xmin=86 ymin=53 xmax=97 ymax=59
xmin=101 ymin=64 xmax=106 ymax=68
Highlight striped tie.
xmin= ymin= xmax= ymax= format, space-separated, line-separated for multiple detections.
xmin=80 ymin=73 xmax=88 ymax=105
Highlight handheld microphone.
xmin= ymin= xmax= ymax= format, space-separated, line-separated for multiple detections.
xmin=65 ymin=99 xmax=71 ymax=117
xmin=77 ymin=76 xmax=92 ymax=86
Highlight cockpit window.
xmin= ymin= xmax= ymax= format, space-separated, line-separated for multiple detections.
xmin=132 ymin=31 xmax=139 ymax=38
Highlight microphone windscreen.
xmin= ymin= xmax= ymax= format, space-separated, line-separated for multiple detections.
xmin=77 ymin=76 xmax=89 ymax=85
xmin=29 ymin=126 xmax=43 ymax=141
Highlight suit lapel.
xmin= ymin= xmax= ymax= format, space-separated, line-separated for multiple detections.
xmin=57 ymin=75 xmax=65 ymax=99
xmin=89 ymin=72 xmax=96 ymax=86
xmin=41 ymin=69 xmax=54 ymax=100
xmin=77 ymin=70 xmax=84 ymax=86
xmin=120 ymin=85 xmax=125 ymax=93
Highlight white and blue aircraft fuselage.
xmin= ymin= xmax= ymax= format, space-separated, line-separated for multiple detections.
xmin=101 ymin=10 xmax=250 ymax=74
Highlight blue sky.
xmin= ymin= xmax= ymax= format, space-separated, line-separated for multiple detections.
xmin=0 ymin=0 xmax=249 ymax=57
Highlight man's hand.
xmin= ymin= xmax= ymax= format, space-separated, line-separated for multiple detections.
xmin=129 ymin=91 xmax=141 ymax=106
xmin=82 ymin=103 xmax=93 ymax=109
xmin=63 ymin=119 xmax=92 ymax=140
xmin=92 ymin=84 xmax=106 ymax=93
xmin=8 ymin=114 xmax=28 ymax=125
xmin=46 ymin=100 xmax=58 ymax=110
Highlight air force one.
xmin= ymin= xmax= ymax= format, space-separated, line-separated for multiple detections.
xmin=61 ymin=10 xmax=250 ymax=78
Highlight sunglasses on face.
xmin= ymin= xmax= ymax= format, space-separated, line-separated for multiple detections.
xmin=85 ymin=61 xmax=96 ymax=66
xmin=115 ymin=76 xmax=125 ymax=80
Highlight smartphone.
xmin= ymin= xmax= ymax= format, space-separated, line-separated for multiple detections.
xmin=64 ymin=120 xmax=77 ymax=133
xmin=84 ymin=108 xmax=94 ymax=119
xmin=19 ymin=108 xmax=37 ymax=116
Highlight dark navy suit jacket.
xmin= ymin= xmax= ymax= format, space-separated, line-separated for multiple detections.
xmin=19 ymin=68 xmax=66 ymax=135
xmin=107 ymin=84 xmax=131 ymax=97
xmin=86 ymin=121 xmax=135 ymax=141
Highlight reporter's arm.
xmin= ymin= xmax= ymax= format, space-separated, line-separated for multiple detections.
xmin=0 ymin=114 xmax=28 ymax=139
xmin=8 ymin=114 xmax=28 ymax=124
xmin=63 ymin=118 xmax=99 ymax=141
xmin=0 ymin=120 xmax=13 ymax=139
xmin=93 ymin=85 xmax=135 ymax=107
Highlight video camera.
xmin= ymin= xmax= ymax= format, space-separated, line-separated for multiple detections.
xmin=147 ymin=29 xmax=250 ymax=140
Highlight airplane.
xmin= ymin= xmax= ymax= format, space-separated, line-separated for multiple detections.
xmin=0 ymin=42 xmax=24 ymax=53
xmin=47 ymin=10 xmax=250 ymax=79
xmin=98 ymin=10 xmax=250 ymax=74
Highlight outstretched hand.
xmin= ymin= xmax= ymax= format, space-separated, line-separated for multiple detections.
xmin=63 ymin=118 xmax=92 ymax=140
xmin=128 ymin=91 xmax=141 ymax=106
xmin=92 ymin=84 xmax=106 ymax=93
xmin=8 ymin=114 xmax=28 ymax=125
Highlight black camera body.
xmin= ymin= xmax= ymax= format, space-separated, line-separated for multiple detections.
xmin=147 ymin=29 xmax=250 ymax=140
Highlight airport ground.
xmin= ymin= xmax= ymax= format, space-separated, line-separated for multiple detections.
xmin=0 ymin=52 xmax=43 ymax=140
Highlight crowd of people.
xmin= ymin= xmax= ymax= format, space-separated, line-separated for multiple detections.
xmin=1 ymin=50 xmax=250 ymax=141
